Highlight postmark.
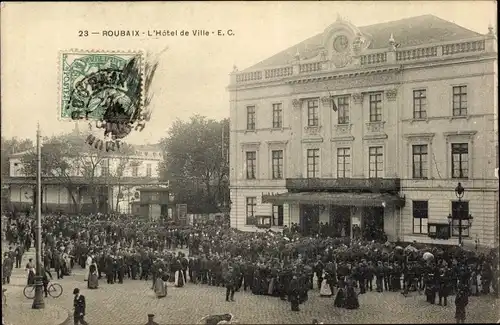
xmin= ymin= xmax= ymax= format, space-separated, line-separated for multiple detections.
xmin=59 ymin=50 xmax=149 ymax=145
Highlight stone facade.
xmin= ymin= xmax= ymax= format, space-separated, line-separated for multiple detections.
xmin=228 ymin=15 xmax=498 ymax=246
xmin=5 ymin=145 xmax=164 ymax=214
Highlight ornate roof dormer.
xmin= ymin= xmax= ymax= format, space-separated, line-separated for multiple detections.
xmin=321 ymin=16 xmax=371 ymax=68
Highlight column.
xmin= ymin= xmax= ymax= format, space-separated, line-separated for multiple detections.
xmin=385 ymin=88 xmax=398 ymax=177
xmin=321 ymin=96 xmax=333 ymax=177
xmin=351 ymin=93 xmax=364 ymax=177
xmin=291 ymin=98 xmax=303 ymax=177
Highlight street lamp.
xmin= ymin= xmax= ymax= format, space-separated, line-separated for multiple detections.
xmin=32 ymin=123 xmax=44 ymax=309
xmin=447 ymin=182 xmax=474 ymax=247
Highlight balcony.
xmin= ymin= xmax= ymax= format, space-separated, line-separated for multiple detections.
xmin=286 ymin=178 xmax=401 ymax=193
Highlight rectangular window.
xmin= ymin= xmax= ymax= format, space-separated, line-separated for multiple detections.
xmin=246 ymin=106 xmax=256 ymax=130
xmin=451 ymin=201 xmax=470 ymax=237
xmin=412 ymin=200 xmax=429 ymax=234
xmin=146 ymin=164 xmax=152 ymax=177
xmin=307 ymin=99 xmax=319 ymax=127
xmin=101 ymin=166 xmax=109 ymax=177
xmin=271 ymin=150 xmax=283 ymax=180
xmin=246 ymin=197 xmax=257 ymax=225
xmin=452 ymin=86 xmax=467 ymax=116
xmin=451 ymin=143 xmax=469 ymax=178
xmin=132 ymin=165 xmax=138 ymax=177
xmin=369 ymin=146 xmax=384 ymax=178
xmin=246 ymin=151 xmax=256 ymax=179
xmin=337 ymin=96 xmax=350 ymax=124
xmin=272 ymin=103 xmax=283 ymax=128
xmin=272 ymin=205 xmax=284 ymax=226
xmin=307 ymin=149 xmax=320 ymax=178
xmin=413 ymin=89 xmax=427 ymax=119
xmin=369 ymin=93 xmax=382 ymax=122
xmin=412 ymin=144 xmax=428 ymax=179
xmin=337 ymin=148 xmax=351 ymax=178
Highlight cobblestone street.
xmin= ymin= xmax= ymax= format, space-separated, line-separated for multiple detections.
xmin=3 ymin=247 xmax=499 ymax=325
xmin=46 ymin=268 xmax=500 ymax=324
xmin=2 ymin=248 xmax=70 ymax=325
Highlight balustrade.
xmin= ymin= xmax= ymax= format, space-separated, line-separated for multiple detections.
xmin=396 ymin=46 xmax=438 ymax=61
xmin=264 ymin=66 xmax=293 ymax=79
xmin=360 ymin=52 xmax=387 ymax=65
xmin=299 ymin=62 xmax=321 ymax=73
xmin=442 ymin=40 xmax=485 ymax=55
xmin=233 ymin=37 xmax=490 ymax=84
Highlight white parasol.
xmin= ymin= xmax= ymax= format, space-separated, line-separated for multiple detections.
xmin=423 ymin=252 xmax=434 ymax=261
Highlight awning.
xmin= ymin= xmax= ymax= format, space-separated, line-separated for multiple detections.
xmin=262 ymin=192 xmax=406 ymax=208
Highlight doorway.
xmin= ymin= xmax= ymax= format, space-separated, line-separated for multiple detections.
xmin=329 ymin=205 xmax=351 ymax=237
xmin=300 ymin=204 xmax=319 ymax=236
xmin=362 ymin=207 xmax=385 ymax=241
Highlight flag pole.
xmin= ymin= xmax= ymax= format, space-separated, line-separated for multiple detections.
xmin=32 ymin=122 xmax=45 ymax=309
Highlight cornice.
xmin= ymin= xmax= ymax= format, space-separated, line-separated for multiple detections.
xmin=362 ymin=134 xmax=388 ymax=141
xmin=286 ymin=66 xmax=401 ymax=85
xmin=266 ymin=140 xmax=289 ymax=145
xmin=301 ymin=137 xmax=324 ymax=144
xmin=443 ymin=131 xmax=478 ymax=137
xmin=228 ymin=53 xmax=496 ymax=92
xmin=330 ymin=136 xmax=355 ymax=142
xmin=403 ymin=133 xmax=436 ymax=139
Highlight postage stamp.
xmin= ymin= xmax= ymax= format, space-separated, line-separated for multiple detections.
xmin=59 ymin=50 xmax=149 ymax=143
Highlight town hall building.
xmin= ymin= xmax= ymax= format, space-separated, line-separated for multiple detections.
xmin=228 ymin=15 xmax=498 ymax=247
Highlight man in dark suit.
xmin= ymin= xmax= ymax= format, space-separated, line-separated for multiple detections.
xmin=73 ymin=288 xmax=88 ymax=325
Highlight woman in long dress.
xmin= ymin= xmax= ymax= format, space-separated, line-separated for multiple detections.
xmin=320 ymin=271 xmax=333 ymax=297
xmin=88 ymin=261 xmax=99 ymax=289
xmin=334 ymin=281 xmax=345 ymax=307
xmin=154 ymin=269 xmax=168 ymax=298
xmin=84 ymin=255 xmax=93 ymax=282
xmin=26 ymin=266 xmax=35 ymax=285
xmin=174 ymin=267 xmax=185 ymax=288
xmin=344 ymin=278 xmax=360 ymax=309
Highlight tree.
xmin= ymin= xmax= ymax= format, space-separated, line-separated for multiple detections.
xmin=159 ymin=115 xmax=229 ymax=213
xmin=1 ymin=136 xmax=34 ymax=213
xmin=20 ymin=130 xmax=135 ymax=213
xmin=105 ymin=147 xmax=137 ymax=212
xmin=1 ymin=137 xmax=34 ymax=178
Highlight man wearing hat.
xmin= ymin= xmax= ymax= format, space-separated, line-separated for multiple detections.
xmin=73 ymin=288 xmax=88 ymax=325
xmin=145 ymin=314 xmax=159 ymax=325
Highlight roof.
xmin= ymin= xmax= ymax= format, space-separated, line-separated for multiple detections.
xmin=8 ymin=150 xmax=32 ymax=158
xmin=134 ymin=144 xmax=162 ymax=151
xmin=245 ymin=14 xmax=483 ymax=71
xmin=3 ymin=177 xmax=163 ymax=186
xmin=137 ymin=186 xmax=170 ymax=192
xmin=262 ymin=192 xmax=406 ymax=208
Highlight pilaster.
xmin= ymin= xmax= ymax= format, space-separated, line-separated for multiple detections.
xmin=351 ymin=93 xmax=364 ymax=177
xmin=384 ymin=88 xmax=398 ymax=177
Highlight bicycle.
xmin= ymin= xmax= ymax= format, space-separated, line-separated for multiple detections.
xmin=23 ymin=281 xmax=63 ymax=299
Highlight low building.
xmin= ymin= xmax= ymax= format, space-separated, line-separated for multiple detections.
xmin=130 ymin=186 xmax=170 ymax=221
xmin=4 ymin=143 xmax=166 ymax=215
xmin=228 ymin=15 xmax=498 ymax=247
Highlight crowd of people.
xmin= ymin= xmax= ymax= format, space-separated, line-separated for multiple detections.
xmin=2 ymin=211 xmax=499 ymax=322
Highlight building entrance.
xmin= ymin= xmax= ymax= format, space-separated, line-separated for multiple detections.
xmin=329 ymin=205 xmax=351 ymax=237
xmin=300 ymin=204 xmax=319 ymax=236
xmin=362 ymin=207 xmax=385 ymax=241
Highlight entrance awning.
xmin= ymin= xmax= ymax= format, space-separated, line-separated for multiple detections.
xmin=262 ymin=192 xmax=406 ymax=208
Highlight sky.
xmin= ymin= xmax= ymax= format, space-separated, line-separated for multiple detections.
xmin=1 ymin=1 xmax=497 ymax=145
